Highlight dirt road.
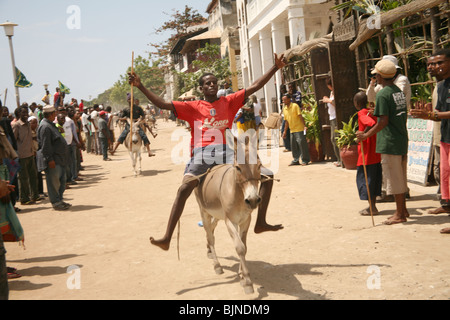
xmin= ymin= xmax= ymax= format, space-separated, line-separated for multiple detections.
xmin=4 ymin=120 xmax=450 ymax=300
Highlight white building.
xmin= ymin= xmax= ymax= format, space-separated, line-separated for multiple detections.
xmin=237 ymin=0 xmax=336 ymax=115
xmin=206 ymin=0 xmax=242 ymax=91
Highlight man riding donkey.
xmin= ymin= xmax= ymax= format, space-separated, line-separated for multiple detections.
xmin=110 ymin=94 xmax=156 ymax=157
xmin=129 ymin=53 xmax=286 ymax=250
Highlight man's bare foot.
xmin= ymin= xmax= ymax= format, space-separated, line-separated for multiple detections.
xmin=254 ymin=223 xmax=284 ymax=234
xmin=150 ymin=237 xmax=170 ymax=251
xmin=428 ymin=206 xmax=450 ymax=215
xmin=383 ymin=216 xmax=407 ymax=225
xmin=148 ymin=152 xmax=156 ymax=157
xmin=387 ymin=211 xmax=410 ymax=220
xmin=440 ymin=227 xmax=450 ymax=234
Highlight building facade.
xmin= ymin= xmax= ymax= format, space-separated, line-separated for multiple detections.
xmin=237 ymin=0 xmax=336 ymax=115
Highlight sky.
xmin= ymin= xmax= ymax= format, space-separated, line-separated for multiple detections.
xmin=0 ymin=0 xmax=209 ymax=112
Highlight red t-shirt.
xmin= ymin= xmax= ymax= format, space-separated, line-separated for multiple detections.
xmin=173 ymin=90 xmax=246 ymax=150
xmin=358 ymin=108 xmax=381 ymax=166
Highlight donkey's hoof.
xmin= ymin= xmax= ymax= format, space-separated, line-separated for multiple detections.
xmin=244 ymin=285 xmax=254 ymax=295
xmin=214 ymin=267 xmax=224 ymax=275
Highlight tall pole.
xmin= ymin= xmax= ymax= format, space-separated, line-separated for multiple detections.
xmin=7 ymin=35 xmax=20 ymax=108
xmin=129 ymin=51 xmax=134 ymax=148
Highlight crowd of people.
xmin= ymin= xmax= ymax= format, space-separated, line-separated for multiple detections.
xmin=0 ymin=86 xmax=162 ymax=290
xmin=2 ymin=48 xmax=450 ymax=299
xmin=277 ymin=52 xmax=450 ymax=234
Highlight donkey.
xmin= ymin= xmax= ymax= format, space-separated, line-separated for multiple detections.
xmin=124 ymin=119 xmax=143 ymax=176
xmin=193 ymin=140 xmax=262 ymax=295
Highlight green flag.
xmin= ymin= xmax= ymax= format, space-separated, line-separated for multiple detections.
xmin=58 ymin=81 xmax=71 ymax=94
xmin=14 ymin=67 xmax=32 ymax=88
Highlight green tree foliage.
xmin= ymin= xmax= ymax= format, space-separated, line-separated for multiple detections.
xmin=149 ymin=5 xmax=207 ymax=66
xmin=93 ymin=55 xmax=165 ymax=110
xmin=177 ymin=43 xmax=234 ymax=97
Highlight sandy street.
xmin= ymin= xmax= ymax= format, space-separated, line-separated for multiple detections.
xmin=4 ymin=119 xmax=450 ymax=300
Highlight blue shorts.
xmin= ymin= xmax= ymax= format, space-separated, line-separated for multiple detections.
xmin=184 ymin=145 xmax=234 ymax=177
xmin=356 ymin=163 xmax=382 ymax=200
xmin=184 ymin=145 xmax=273 ymax=178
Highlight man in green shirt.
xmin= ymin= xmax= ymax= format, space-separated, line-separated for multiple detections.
xmin=357 ymin=59 xmax=409 ymax=225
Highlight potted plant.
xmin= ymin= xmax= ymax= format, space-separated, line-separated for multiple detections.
xmin=302 ymin=97 xmax=323 ymax=162
xmin=336 ymin=113 xmax=359 ymax=170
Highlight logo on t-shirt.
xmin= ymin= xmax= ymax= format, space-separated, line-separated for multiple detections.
xmin=392 ymin=92 xmax=407 ymax=115
xmin=201 ymin=117 xmax=229 ymax=130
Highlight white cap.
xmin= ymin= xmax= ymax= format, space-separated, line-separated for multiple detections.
xmin=43 ymin=105 xmax=55 ymax=113
xmin=383 ymin=55 xmax=401 ymax=69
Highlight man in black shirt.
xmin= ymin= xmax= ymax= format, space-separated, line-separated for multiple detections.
xmin=110 ymin=95 xmax=155 ymax=157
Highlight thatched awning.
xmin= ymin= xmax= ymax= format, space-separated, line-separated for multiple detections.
xmin=284 ymin=33 xmax=333 ymax=61
xmin=349 ymin=0 xmax=445 ymax=51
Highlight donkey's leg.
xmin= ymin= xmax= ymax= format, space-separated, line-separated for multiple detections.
xmin=129 ymin=152 xmax=137 ymax=176
xmin=137 ymin=151 xmax=142 ymax=175
xmin=239 ymin=215 xmax=251 ymax=256
xmin=202 ymin=213 xmax=223 ymax=274
xmin=224 ymin=217 xmax=254 ymax=294
xmin=206 ymin=218 xmax=219 ymax=259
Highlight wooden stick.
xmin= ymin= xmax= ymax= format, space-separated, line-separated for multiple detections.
xmin=3 ymin=88 xmax=7 ymax=106
xmin=129 ymin=51 xmax=135 ymax=148
xmin=361 ymin=142 xmax=375 ymax=227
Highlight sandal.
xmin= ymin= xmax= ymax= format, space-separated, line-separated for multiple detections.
xmin=359 ymin=208 xmax=379 ymax=216
xmin=7 ymin=271 xmax=22 ymax=279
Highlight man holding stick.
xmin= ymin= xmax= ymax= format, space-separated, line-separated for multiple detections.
xmin=129 ymin=53 xmax=286 ymax=251
xmin=356 ymin=59 xmax=409 ymax=226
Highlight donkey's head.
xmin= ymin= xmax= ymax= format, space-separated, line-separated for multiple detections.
xmin=234 ymin=136 xmax=262 ymax=210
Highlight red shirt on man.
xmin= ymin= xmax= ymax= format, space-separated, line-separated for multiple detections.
xmin=173 ymin=90 xmax=246 ymax=151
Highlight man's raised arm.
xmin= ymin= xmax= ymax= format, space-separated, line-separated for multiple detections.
xmin=128 ymin=72 xmax=174 ymax=112
xmin=245 ymin=53 xmax=286 ymax=99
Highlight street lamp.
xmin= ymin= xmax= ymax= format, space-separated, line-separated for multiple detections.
xmin=0 ymin=21 xmax=20 ymax=108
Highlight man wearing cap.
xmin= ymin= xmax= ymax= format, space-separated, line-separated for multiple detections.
xmin=357 ymin=59 xmax=409 ymax=225
xmin=36 ymin=105 xmax=71 ymax=211
xmin=367 ymin=55 xmax=412 ymax=202
xmin=367 ymin=55 xmax=412 ymax=109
